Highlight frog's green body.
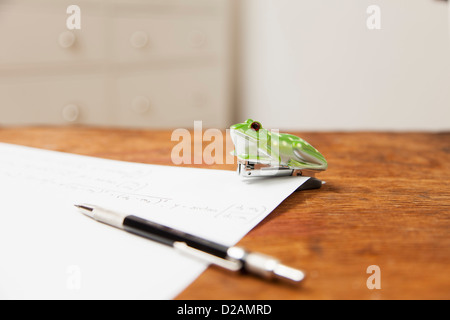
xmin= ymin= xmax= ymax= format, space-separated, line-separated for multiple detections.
xmin=230 ymin=119 xmax=327 ymax=171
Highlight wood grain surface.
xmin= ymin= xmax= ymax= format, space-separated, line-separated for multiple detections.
xmin=0 ymin=127 xmax=448 ymax=300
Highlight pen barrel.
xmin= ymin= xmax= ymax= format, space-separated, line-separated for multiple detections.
xmin=123 ymin=215 xmax=230 ymax=259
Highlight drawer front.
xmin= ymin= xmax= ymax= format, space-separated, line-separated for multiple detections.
xmin=113 ymin=67 xmax=230 ymax=128
xmin=0 ymin=76 xmax=108 ymax=126
xmin=110 ymin=16 xmax=226 ymax=63
xmin=0 ymin=3 xmax=107 ymax=66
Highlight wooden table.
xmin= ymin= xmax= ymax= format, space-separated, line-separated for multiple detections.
xmin=0 ymin=127 xmax=448 ymax=300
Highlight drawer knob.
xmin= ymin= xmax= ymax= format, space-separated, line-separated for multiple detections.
xmin=131 ymin=96 xmax=150 ymax=114
xmin=58 ymin=31 xmax=76 ymax=49
xmin=62 ymin=104 xmax=80 ymax=122
xmin=130 ymin=31 xmax=149 ymax=49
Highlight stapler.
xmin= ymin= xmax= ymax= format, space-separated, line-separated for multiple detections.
xmin=230 ymin=119 xmax=327 ymax=191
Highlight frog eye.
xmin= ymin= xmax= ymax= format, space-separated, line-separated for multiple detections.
xmin=250 ymin=121 xmax=261 ymax=131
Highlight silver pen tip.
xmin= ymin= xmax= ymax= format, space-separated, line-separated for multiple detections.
xmin=273 ymin=264 xmax=305 ymax=283
xmin=75 ymin=204 xmax=95 ymax=218
xmin=243 ymin=252 xmax=305 ymax=284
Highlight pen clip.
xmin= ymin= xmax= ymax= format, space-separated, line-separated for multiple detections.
xmin=173 ymin=241 xmax=242 ymax=272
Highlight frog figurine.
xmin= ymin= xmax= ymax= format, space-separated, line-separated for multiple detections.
xmin=230 ymin=119 xmax=327 ymax=178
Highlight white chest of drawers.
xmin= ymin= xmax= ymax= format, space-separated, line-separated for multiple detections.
xmin=0 ymin=0 xmax=232 ymax=128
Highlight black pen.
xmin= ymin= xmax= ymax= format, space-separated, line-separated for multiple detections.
xmin=75 ymin=204 xmax=305 ymax=284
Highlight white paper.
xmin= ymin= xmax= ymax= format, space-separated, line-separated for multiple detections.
xmin=0 ymin=142 xmax=308 ymax=299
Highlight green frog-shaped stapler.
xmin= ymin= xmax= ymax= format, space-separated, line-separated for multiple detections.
xmin=230 ymin=119 xmax=327 ymax=189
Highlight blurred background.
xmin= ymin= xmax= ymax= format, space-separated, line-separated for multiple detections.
xmin=0 ymin=0 xmax=449 ymax=131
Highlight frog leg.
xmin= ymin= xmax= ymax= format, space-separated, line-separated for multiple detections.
xmin=288 ymin=158 xmax=324 ymax=170
xmin=287 ymin=158 xmax=307 ymax=168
